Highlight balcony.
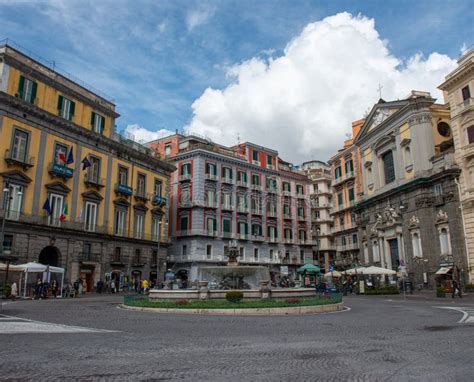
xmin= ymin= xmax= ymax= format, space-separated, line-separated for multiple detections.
xmin=237 ymin=205 xmax=249 ymax=213
xmin=48 ymin=162 xmax=74 ymax=179
xmin=268 ymin=236 xmax=277 ymax=243
xmin=179 ymin=200 xmax=193 ymax=208
xmin=250 ymin=184 xmax=262 ymax=191
xmin=110 ymin=257 xmax=125 ymax=267
xmin=236 ymin=180 xmax=248 ymax=187
xmin=205 ymin=199 xmax=217 ymax=208
xmin=221 ymin=203 xmax=234 ymax=211
xmin=237 ymin=233 xmax=249 ymax=240
xmin=453 ymin=97 xmax=474 ymax=117
xmin=283 ymin=212 xmax=292 ymax=219
xmin=205 ymin=230 xmax=218 ymax=237
xmin=284 ymin=238 xmax=294 ymax=244
xmin=297 ymin=214 xmax=307 ymax=221
xmin=336 ymin=242 xmax=359 ymax=252
xmin=251 ymin=235 xmax=264 ymax=242
xmin=115 ymin=183 xmax=133 ymax=196
xmin=333 ymin=171 xmax=355 ymax=186
xmin=205 ymin=173 xmax=218 ymax=181
xmin=283 ymin=190 xmax=292 ymax=197
xmin=222 ymin=232 xmax=234 ymax=239
xmin=152 ymin=195 xmax=167 ymax=206
xmin=296 ymin=193 xmax=305 ymax=199
xmin=179 ymin=173 xmax=192 ymax=182
xmin=80 ymin=252 xmax=99 ymax=263
xmin=267 ymin=209 xmax=277 ymax=218
xmin=84 ymin=172 xmax=105 ymax=188
xmin=134 ymin=190 xmax=149 ymax=202
xmin=252 ymin=160 xmax=261 ymax=166
xmin=4 ymin=149 xmax=35 ymax=169
xmin=251 ymin=208 xmax=262 ymax=215
xmin=221 ymin=176 xmax=234 ymax=185
xmin=266 ymin=164 xmax=275 ymax=170
xmin=267 ymin=186 xmax=278 ymax=193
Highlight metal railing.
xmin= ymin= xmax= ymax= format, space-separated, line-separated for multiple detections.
xmin=4 ymin=149 xmax=35 ymax=168
xmin=84 ymin=172 xmax=105 ymax=187
xmin=48 ymin=162 xmax=74 ymax=178
xmin=115 ymin=183 xmax=133 ymax=196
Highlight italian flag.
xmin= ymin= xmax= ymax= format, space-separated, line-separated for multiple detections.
xmin=59 ymin=201 xmax=68 ymax=222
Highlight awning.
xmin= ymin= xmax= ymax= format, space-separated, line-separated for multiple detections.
xmin=435 ymin=267 xmax=452 ymax=275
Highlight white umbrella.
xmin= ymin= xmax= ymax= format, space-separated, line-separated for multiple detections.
xmin=361 ymin=266 xmax=396 ymax=275
xmin=324 ymin=270 xmax=342 ymax=278
xmin=342 ymin=267 xmax=366 ymax=275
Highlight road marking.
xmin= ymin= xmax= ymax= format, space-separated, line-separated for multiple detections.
xmin=434 ymin=306 xmax=474 ymax=324
xmin=0 ymin=314 xmax=118 ymax=334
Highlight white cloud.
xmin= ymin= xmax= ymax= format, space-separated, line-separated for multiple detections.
xmin=184 ymin=12 xmax=457 ymax=162
xmin=124 ymin=124 xmax=175 ymax=143
xmin=186 ymin=5 xmax=216 ymax=31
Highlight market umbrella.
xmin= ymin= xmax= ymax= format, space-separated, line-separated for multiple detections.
xmin=361 ymin=266 xmax=396 ymax=275
xmin=324 ymin=270 xmax=342 ymax=278
xmin=342 ymin=267 xmax=366 ymax=275
xmin=297 ymin=264 xmax=321 ymax=274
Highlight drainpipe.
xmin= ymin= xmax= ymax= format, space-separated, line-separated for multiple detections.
xmin=454 ymin=177 xmax=471 ymax=285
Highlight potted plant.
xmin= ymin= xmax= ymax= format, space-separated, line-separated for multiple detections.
xmin=436 ymin=286 xmax=446 ymax=298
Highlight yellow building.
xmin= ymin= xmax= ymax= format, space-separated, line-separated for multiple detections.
xmin=0 ymin=43 xmax=175 ymax=291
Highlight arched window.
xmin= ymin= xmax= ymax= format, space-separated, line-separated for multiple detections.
xmin=412 ymin=232 xmax=422 ymax=258
xmin=439 ymin=228 xmax=450 ymax=255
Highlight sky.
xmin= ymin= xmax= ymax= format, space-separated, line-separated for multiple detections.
xmin=1 ymin=0 xmax=473 ymax=162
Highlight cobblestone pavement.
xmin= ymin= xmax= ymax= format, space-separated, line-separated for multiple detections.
xmin=0 ymin=294 xmax=473 ymax=381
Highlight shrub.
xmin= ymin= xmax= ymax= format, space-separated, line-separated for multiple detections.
xmin=285 ymin=298 xmax=302 ymax=304
xmin=365 ymin=285 xmax=400 ymax=295
xmin=225 ymin=291 xmax=244 ymax=303
xmin=464 ymin=284 xmax=474 ymax=290
xmin=174 ymin=299 xmax=189 ymax=305
xmin=436 ymin=287 xmax=446 ymax=294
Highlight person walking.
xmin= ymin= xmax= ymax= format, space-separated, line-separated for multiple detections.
xmin=111 ymin=279 xmax=116 ymax=294
xmin=452 ymin=280 xmax=462 ymax=299
xmin=10 ymin=281 xmax=18 ymax=300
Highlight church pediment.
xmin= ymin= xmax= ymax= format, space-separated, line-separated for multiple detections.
xmin=45 ymin=182 xmax=71 ymax=194
xmin=0 ymin=170 xmax=32 ymax=185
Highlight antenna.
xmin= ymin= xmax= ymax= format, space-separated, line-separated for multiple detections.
xmin=237 ymin=133 xmax=240 ymax=145
xmin=377 ymin=83 xmax=383 ymax=99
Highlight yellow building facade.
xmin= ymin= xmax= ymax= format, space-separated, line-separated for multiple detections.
xmin=0 ymin=44 xmax=175 ymax=290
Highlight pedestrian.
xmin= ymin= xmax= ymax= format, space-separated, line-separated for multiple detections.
xmin=452 ymin=280 xmax=462 ymax=299
xmin=73 ymin=279 xmax=80 ymax=298
xmin=82 ymin=279 xmax=87 ymax=294
xmin=10 ymin=281 xmax=18 ymax=300
xmin=111 ymin=280 xmax=116 ymax=293
xmin=51 ymin=280 xmax=58 ymax=298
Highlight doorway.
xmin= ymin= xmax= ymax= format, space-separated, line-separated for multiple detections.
xmin=39 ymin=246 xmax=60 ymax=267
xmin=388 ymin=239 xmax=400 ymax=271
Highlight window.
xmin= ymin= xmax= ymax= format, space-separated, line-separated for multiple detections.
xmin=181 ymin=163 xmax=191 ymax=176
xmin=6 ymin=184 xmax=23 ymax=220
xmin=315 ymin=210 xmax=320 ymax=219
xmin=269 ymin=249 xmax=274 ymax=261
xmin=182 ymin=245 xmax=187 ymax=256
xmin=339 ymin=215 xmax=344 ymax=226
xmin=433 ymin=184 xmax=443 ymax=196
xmin=238 ymin=222 xmax=248 ymax=237
xmin=363 ymin=242 xmax=369 ymax=264
xmin=222 ymin=193 xmax=232 ymax=209
xmin=300 ymin=250 xmax=304 ymax=263
xmin=237 ymin=194 xmax=247 ymax=209
xmin=467 ymin=126 xmax=474 ymax=144
xmin=206 ymin=245 xmax=212 ymax=260
xmin=237 ymin=171 xmax=247 ymax=183
xmin=382 ymin=150 xmax=395 ymax=184
xmin=54 ymin=143 xmax=69 ymax=165
xmin=342 ymin=236 xmax=347 ymax=246
xmin=348 ymin=188 xmax=355 ymax=202
xmin=254 ymin=248 xmax=259 ymax=261
xmin=114 ymin=247 xmax=121 ymax=262
xmin=296 ymin=185 xmax=304 ymax=195
xmin=335 ymin=166 xmax=342 ymax=179
xmin=57 ymin=95 xmax=75 ymax=121
xmin=251 ymin=196 xmax=261 ymax=213
xmin=134 ymin=249 xmax=141 ymax=264
xmin=404 ymin=146 xmax=412 ymax=169
xmin=352 ymin=234 xmax=358 ymax=244
xmin=18 ymin=75 xmax=37 ymax=104
xmin=2 ymin=234 xmax=13 ymax=252
xmin=180 ymin=216 xmax=189 ymax=232
xmin=412 ymin=232 xmax=422 ymax=258
xmin=134 ymin=213 xmax=144 ymax=239
xmin=83 ymin=202 xmax=97 ymax=232
xmin=252 ymin=150 xmax=259 ymax=162
xmin=88 ymin=156 xmax=101 ymax=183
xmin=283 ymin=182 xmax=291 ymax=192
xmin=251 ymin=174 xmax=260 ymax=186
xmin=49 ymin=193 xmax=63 ymax=227
xmin=152 ymin=250 xmax=158 ymax=265
xmin=439 ymin=228 xmax=451 ymax=255
xmin=462 ymin=85 xmax=471 ymax=101
xmin=114 ymin=209 xmax=126 ymax=236
xmin=337 ymin=192 xmax=343 ymax=207
xmin=206 ymin=163 xmax=217 ymax=177
xmin=137 ymin=174 xmax=146 ymax=196
xmin=207 ymin=217 xmax=216 ymax=234
xmin=164 ymin=144 xmax=171 ymax=157
xmin=222 ymin=167 xmax=233 ymax=180
xmin=206 ymin=190 xmax=215 ymax=207
xmin=154 ymin=179 xmax=162 ymax=196
xmin=437 ymin=122 xmax=451 ymax=137
xmin=252 ymin=224 xmax=262 ymax=237
xmin=223 ymin=219 xmax=231 ymax=235
xmin=284 ymin=228 xmax=292 ymax=239
xmin=267 ymin=155 xmax=273 ymax=167
xmin=297 ymin=205 xmax=304 ymax=217
xmin=118 ymin=166 xmax=128 ymax=185
xmin=268 ymin=226 xmax=277 ymax=240
xmin=11 ymin=129 xmax=29 ymax=162
xmin=152 ymin=217 xmax=161 ymax=241
xmin=299 ymin=230 xmax=306 ymax=241
xmin=91 ymin=112 xmax=105 ymax=134
xmin=345 ymin=160 xmax=354 ymax=174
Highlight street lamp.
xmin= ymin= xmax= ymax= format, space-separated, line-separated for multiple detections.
xmin=155 ymin=217 xmax=168 ymax=288
xmin=0 ymin=186 xmax=11 ymax=257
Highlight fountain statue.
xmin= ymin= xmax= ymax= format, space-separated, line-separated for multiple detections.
xmin=196 ymin=240 xmax=270 ymax=290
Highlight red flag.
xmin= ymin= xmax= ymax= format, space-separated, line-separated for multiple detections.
xmin=58 ymin=150 xmax=66 ymax=163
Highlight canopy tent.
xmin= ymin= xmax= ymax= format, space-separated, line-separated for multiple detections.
xmin=342 ymin=267 xmax=366 ymax=275
xmin=10 ymin=262 xmax=65 ymax=298
xmin=361 ymin=266 xmax=396 ymax=276
xmin=0 ymin=263 xmax=24 ymax=272
xmin=324 ymin=270 xmax=342 ymax=278
xmin=297 ymin=264 xmax=321 ymax=274
xmin=435 ymin=267 xmax=452 ymax=275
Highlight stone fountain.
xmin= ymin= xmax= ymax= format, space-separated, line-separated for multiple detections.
xmin=196 ymin=240 xmax=270 ymax=290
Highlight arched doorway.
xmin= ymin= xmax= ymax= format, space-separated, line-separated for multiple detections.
xmin=38 ymin=246 xmax=60 ymax=267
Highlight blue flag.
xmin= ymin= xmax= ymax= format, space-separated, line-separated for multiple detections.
xmin=66 ymin=147 xmax=74 ymax=165
xmin=42 ymin=198 xmax=52 ymax=215
xmin=81 ymin=156 xmax=91 ymax=170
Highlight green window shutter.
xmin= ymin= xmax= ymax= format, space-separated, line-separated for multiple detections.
xmin=206 ymin=163 xmax=210 ymax=174
xmin=100 ymin=115 xmax=105 ymax=134
xmin=90 ymin=112 xmax=95 ymax=127
xmin=349 ymin=188 xmax=355 ymax=201
xmin=223 ymin=219 xmax=230 ymax=233
xmin=180 ymin=217 xmax=188 ymax=231
xmin=180 ymin=165 xmax=184 ymax=175
xmin=258 ymin=225 xmax=262 ymax=236
xmin=30 ymin=81 xmax=37 ymax=104
xmin=245 ymin=223 xmax=248 ymax=235
xmin=57 ymin=95 xmax=63 ymax=110
xmin=18 ymin=75 xmax=25 ymax=98
xmin=350 ymin=160 xmax=354 ymax=172
xmin=69 ymin=101 xmax=75 ymax=118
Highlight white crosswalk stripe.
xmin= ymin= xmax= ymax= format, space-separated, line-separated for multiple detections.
xmin=0 ymin=314 xmax=118 ymax=334
xmin=434 ymin=306 xmax=474 ymax=324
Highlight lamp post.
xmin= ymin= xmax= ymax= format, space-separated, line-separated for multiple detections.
xmin=155 ymin=218 xmax=168 ymax=288
xmin=0 ymin=186 xmax=10 ymax=258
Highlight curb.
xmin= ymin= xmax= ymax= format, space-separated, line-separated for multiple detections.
xmin=119 ymin=302 xmax=344 ymax=316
